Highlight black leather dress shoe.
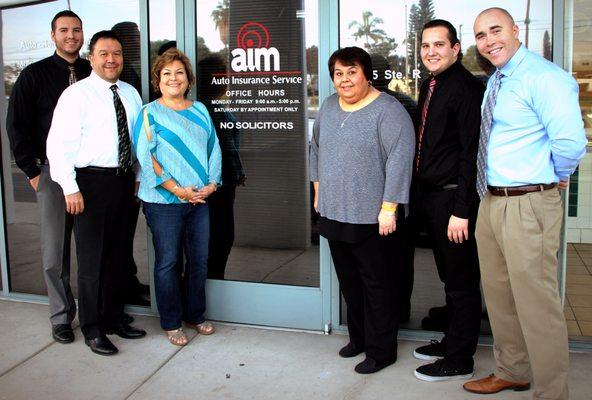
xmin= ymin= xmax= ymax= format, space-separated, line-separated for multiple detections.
xmin=122 ymin=313 xmax=135 ymax=324
xmin=421 ymin=316 xmax=448 ymax=332
xmin=52 ymin=324 xmax=74 ymax=344
xmin=422 ymin=304 xmax=450 ymax=332
xmin=124 ymin=283 xmax=151 ymax=306
xmin=85 ymin=335 xmax=118 ymax=356
xmin=106 ymin=323 xmax=147 ymax=339
xmin=338 ymin=342 xmax=364 ymax=358
xmin=354 ymin=356 xmax=397 ymax=374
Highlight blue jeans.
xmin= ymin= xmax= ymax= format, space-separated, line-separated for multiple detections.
xmin=143 ymin=202 xmax=209 ymax=330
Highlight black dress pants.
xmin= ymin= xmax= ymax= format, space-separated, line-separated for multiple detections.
xmin=329 ymin=231 xmax=399 ymax=363
xmin=412 ymin=187 xmax=482 ymax=367
xmin=74 ymin=170 xmax=134 ymax=339
xmin=397 ymin=214 xmax=415 ymax=322
xmin=207 ymin=185 xmax=236 ymax=279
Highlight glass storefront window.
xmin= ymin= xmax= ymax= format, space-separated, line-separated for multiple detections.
xmin=305 ymin=0 xmax=319 ymax=114
xmin=565 ymin=0 xmax=592 ymax=340
xmin=339 ymin=0 xmax=552 ymax=100
xmin=194 ymin=0 xmax=319 ymax=287
xmin=338 ymin=0 xmax=552 ymax=332
xmin=148 ymin=0 xmax=176 ymax=101
xmin=1 ymin=1 xmax=151 ymax=306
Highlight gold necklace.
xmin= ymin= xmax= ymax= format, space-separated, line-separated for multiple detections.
xmin=340 ymin=111 xmax=355 ymax=128
xmin=338 ymin=88 xmax=378 ymax=128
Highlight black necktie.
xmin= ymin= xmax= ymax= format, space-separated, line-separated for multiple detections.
xmin=416 ymin=77 xmax=436 ymax=170
xmin=110 ymin=84 xmax=132 ymax=172
xmin=67 ymin=65 xmax=77 ymax=86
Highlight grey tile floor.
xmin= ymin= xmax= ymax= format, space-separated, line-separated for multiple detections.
xmin=0 ymin=300 xmax=591 ymax=400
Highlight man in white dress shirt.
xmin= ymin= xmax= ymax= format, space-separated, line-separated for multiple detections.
xmin=47 ymin=30 xmax=145 ymax=356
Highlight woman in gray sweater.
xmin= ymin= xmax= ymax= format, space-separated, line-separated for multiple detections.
xmin=310 ymin=47 xmax=415 ymax=374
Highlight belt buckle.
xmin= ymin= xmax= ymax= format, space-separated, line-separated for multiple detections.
xmin=504 ymin=187 xmax=509 ymax=196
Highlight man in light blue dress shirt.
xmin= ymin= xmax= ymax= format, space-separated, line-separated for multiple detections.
xmin=464 ymin=8 xmax=587 ymax=399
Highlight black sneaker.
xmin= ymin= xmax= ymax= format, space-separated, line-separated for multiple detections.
xmin=413 ymin=340 xmax=445 ymax=361
xmin=414 ymin=359 xmax=474 ymax=382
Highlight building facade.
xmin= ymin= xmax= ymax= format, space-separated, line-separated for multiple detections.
xmin=0 ymin=0 xmax=590 ymax=342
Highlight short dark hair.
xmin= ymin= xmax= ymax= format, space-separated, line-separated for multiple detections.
xmin=88 ymin=30 xmax=122 ymax=54
xmin=197 ymin=55 xmax=227 ymax=99
xmin=152 ymin=48 xmax=195 ymax=97
xmin=158 ymin=41 xmax=177 ymax=56
xmin=422 ymin=19 xmax=460 ymax=46
xmin=328 ymin=46 xmax=373 ymax=81
xmin=51 ymin=10 xmax=82 ymax=32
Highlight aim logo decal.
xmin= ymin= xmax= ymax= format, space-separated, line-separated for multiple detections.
xmin=231 ymin=21 xmax=280 ymax=72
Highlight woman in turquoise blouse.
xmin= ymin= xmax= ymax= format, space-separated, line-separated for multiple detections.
xmin=132 ymin=48 xmax=221 ymax=346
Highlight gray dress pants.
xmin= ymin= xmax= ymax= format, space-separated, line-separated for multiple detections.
xmin=36 ymin=165 xmax=75 ymax=325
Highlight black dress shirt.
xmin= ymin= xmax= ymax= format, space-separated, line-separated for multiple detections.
xmin=6 ymin=52 xmax=91 ymax=179
xmin=413 ymin=60 xmax=485 ymax=218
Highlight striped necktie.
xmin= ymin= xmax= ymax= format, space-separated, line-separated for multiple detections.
xmin=476 ymin=70 xmax=503 ymax=199
xmin=110 ymin=84 xmax=132 ymax=172
xmin=416 ymin=77 xmax=436 ymax=170
xmin=67 ymin=65 xmax=77 ymax=86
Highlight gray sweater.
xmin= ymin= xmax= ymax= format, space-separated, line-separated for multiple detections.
xmin=310 ymin=92 xmax=415 ymax=224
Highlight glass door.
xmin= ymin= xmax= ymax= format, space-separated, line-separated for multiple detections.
xmin=0 ymin=0 xmax=151 ymax=308
xmin=564 ymin=0 xmax=592 ymax=342
xmin=176 ymin=0 xmax=328 ymax=330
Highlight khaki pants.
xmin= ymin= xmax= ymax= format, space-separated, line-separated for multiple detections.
xmin=475 ymin=189 xmax=569 ymax=400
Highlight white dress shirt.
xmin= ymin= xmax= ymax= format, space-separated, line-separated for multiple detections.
xmin=47 ymin=71 xmax=142 ymax=195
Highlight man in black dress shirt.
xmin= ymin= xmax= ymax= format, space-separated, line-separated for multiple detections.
xmin=6 ymin=10 xmax=91 ymax=344
xmin=410 ymin=19 xmax=485 ymax=381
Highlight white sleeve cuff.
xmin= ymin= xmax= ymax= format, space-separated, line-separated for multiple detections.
xmin=60 ymin=179 xmax=80 ymax=196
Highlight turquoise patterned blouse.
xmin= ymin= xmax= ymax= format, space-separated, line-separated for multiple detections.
xmin=132 ymin=100 xmax=222 ymax=204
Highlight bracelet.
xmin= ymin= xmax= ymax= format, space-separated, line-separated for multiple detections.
xmin=381 ymin=203 xmax=397 ymax=213
xmin=173 ymin=184 xmax=188 ymax=201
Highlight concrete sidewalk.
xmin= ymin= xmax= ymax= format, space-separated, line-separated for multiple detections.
xmin=0 ymin=300 xmax=590 ymax=400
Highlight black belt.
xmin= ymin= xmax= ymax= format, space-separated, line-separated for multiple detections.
xmin=414 ymin=182 xmax=459 ymax=194
xmin=75 ymin=166 xmax=131 ymax=176
xmin=487 ymin=183 xmax=556 ymax=197
xmin=35 ymin=158 xmax=49 ymax=166
xmin=441 ymin=184 xmax=459 ymax=190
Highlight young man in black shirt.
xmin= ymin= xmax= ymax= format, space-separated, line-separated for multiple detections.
xmin=411 ymin=19 xmax=485 ymax=381
xmin=6 ymin=10 xmax=91 ymax=343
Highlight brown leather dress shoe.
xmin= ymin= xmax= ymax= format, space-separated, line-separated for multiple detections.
xmin=463 ymin=374 xmax=530 ymax=394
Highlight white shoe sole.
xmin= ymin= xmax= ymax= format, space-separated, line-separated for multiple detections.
xmin=414 ymin=369 xmax=474 ymax=382
xmin=413 ymin=350 xmax=444 ymax=361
